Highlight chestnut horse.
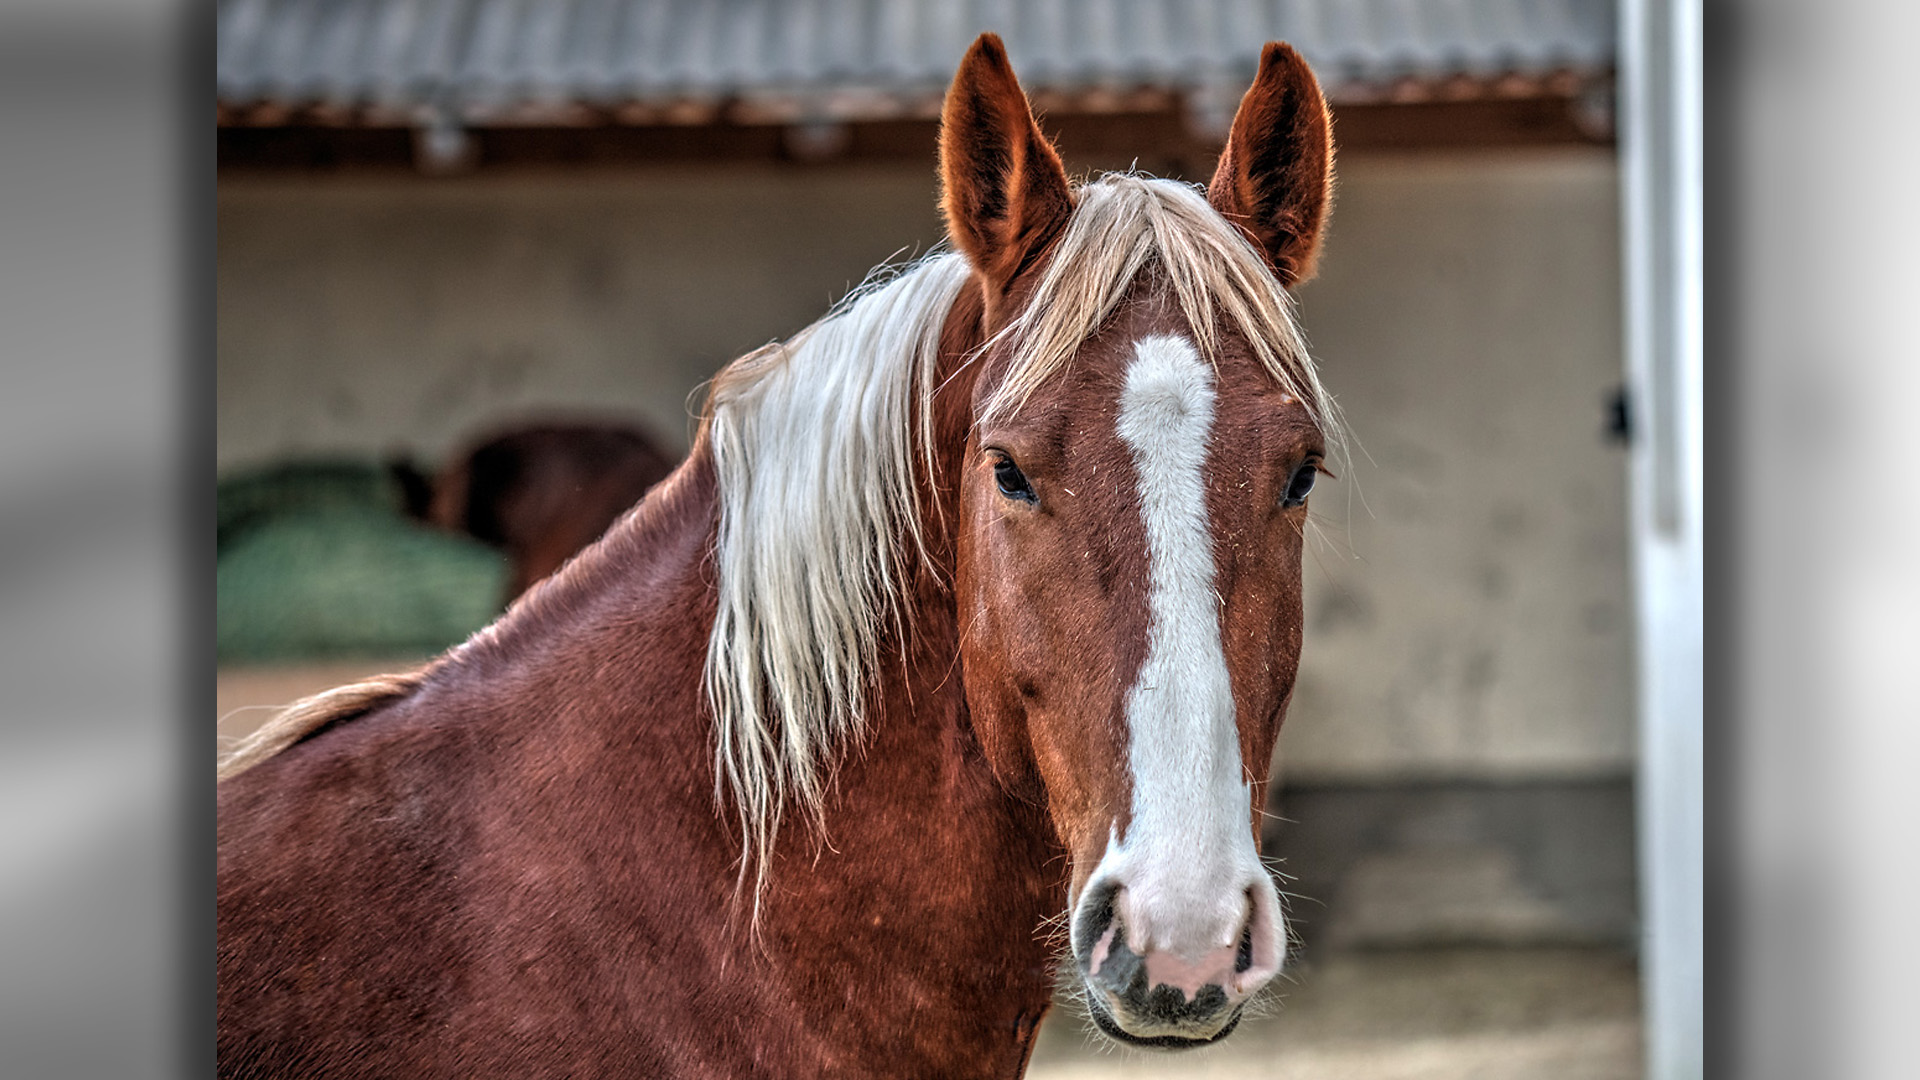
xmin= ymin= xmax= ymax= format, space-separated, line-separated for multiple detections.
xmin=218 ymin=35 xmax=1337 ymax=1079
xmin=419 ymin=421 xmax=678 ymax=601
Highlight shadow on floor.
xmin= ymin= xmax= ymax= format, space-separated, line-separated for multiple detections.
xmin=1027 ymin=946 xmax=1642 ymax=1079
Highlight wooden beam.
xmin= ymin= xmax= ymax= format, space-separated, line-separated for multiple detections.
xmin=217 ymin=92 xmax=1611 ymax=174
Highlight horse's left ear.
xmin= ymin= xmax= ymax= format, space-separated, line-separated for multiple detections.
xmin=940 ymin=33 xmax=1074 ymax=292
xmin=1208 ymin=43 xmax=1334 ymax=288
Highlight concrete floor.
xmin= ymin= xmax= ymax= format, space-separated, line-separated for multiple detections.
xmin=1026 ymin=947 xmax=1642 ymax=1080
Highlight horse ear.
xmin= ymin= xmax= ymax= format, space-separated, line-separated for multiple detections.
xmin=940 ymin=34 xmax=1074 ymax=291
xmin=1207 ymin=43 xmax=1334 ymax=288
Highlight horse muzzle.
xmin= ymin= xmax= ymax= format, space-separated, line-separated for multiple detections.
xmin=1070 ymin=876 xmax=1283 ymax=1047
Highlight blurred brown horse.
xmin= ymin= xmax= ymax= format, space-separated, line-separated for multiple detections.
xmin=219 ymin=36 xmax=1337 ymax=1078
xmin=400 ymin=422 xmax=677 ymax=601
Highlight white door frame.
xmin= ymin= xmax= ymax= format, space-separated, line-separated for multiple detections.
xmin=1619 ymin=1 xmax=1703 ymax=1077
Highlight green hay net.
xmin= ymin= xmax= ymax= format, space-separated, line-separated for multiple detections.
xmin=217 ymin=461 xmax=507 ymax=663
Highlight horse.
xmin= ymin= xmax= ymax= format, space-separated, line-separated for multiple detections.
xmin=409 ymin=421 xmax=678 ymax=601
xmin=217 ymin=34 xmax=1337 ymax=1078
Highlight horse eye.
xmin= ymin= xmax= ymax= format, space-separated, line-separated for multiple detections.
xmin=1281 ymin=463 xmax=1317 ymax=509
xmin=993 ymin=457 xmax=1037 ymax=503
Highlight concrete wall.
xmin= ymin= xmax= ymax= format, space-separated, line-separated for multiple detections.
xmin=1282 ymin=151 xmax=1632 ymax=782
xmin=217 ymin=165 xmax=950 ymax=466
xmin=216 ymin=149 xmax=1630 ymax=781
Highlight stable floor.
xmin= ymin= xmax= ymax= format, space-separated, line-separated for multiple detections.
xmin=1026 ymin=946 xmax=1642 ymax=1080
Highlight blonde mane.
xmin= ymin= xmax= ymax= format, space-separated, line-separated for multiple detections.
xmin=702 ymin=249 xmax=972 ymax=897
xmin=217 ymin=670 xmax=427 ymax=782
xmin=703 ymin=174 xmax=1339 ymax=894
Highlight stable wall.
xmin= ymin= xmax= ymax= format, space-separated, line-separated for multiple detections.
xmin=216 ymin=148 xmax=1629 ymax=782
xmin=1284 ymin=151 xmax=1631 ymax=782
xmin=217 ymin=165 xmax=950 ymax=465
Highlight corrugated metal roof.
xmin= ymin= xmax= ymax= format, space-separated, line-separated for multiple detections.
xmin=217 ymin=0 xmax=1613 ymax=125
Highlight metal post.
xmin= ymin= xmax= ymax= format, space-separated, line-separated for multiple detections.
xmin=1618 ymin=0 xmax=1703 ymax=1077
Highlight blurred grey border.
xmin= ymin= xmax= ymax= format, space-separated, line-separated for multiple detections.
xmin=0 ymin=1 xmax=207 ymax=1077
xmin=2 ymin=2 xmax=1917 ymax=1078
xmin=1721 ymin=3 xmax=1920 ymax=1079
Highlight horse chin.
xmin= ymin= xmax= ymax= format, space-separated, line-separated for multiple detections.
xmin=1084 ymin=993 xmax=1244 ymax=1050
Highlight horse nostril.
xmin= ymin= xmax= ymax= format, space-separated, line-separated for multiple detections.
xmin=1097 ymin=943 xmax=1147 ymax=1000
xmin=1235 ymin=919 xmax=1254 ymax=974
xmin=1073 ymin=882 xmax=1119 ymax=965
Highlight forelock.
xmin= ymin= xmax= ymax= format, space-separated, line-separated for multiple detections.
xmin=977 ymin=174 xmax=1342 ymax=458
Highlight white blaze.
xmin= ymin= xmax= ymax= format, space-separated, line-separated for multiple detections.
xmin=1082 ymin=334 xmax=1281 ymax=982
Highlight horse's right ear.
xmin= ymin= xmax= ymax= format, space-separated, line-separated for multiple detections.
xmin=940 ymin=34 xmax=1074 ymax=292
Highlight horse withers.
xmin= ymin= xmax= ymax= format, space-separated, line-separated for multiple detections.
xmin=218 ymin=34 xmax=1337 ymax=1078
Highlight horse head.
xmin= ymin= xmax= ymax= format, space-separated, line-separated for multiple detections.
xmin=938 ymin=35 xmax=1334 ymax=1047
